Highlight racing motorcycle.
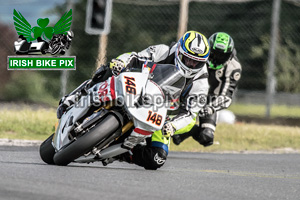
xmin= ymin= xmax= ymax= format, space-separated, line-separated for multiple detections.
xmin=39 ymin=62 xmax=185 ymax=166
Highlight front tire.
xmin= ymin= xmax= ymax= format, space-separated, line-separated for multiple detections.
xmin=53 ymin=113 xmax=121 ymax=166
xmin=39 ymin=134 xmax=56 ymax=165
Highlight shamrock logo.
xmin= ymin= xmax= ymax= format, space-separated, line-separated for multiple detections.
xmin=32 ymin=18 xmax=54 ymax=40
xmin=13 ymin=9 xmax=72 ymax=42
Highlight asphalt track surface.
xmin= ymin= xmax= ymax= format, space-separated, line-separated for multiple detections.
xmin=0 ymin=146 xmax=299 ymax=200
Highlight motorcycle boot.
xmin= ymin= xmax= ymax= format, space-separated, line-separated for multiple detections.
xmin=172 ymin=132 xmax=192 ymax=145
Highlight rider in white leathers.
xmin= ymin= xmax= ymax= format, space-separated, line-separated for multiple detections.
xmin=57 ymin=31 xmax=211 ymax=169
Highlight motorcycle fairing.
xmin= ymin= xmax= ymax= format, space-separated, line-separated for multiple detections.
xmin=115 ymin=72 xmax=167 ymax=131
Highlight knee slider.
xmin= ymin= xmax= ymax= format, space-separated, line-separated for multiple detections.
xmin=146 ymin=147 xmax=167 ymax=170
xmin=193 ymin=128 xmax=214 ymax=147
xmin=92 ymin=65 xmax=110 ymax=83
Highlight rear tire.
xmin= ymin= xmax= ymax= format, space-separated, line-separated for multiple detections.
xmin=53 ymin=113 xmax=121 ymax=166
xmin=39 ymin=134 xmax=56 ymax=165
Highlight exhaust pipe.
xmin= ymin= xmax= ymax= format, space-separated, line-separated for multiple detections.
xmin=98 ymin=143 xmax=128 ymax=160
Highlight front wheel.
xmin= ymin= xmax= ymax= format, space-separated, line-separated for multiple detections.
xmin=53 ymin=113 xmax=121 ymax=166
xmin=39 ymin=134 xmax=56 ymax=165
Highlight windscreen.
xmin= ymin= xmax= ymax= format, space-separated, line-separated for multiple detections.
xmin=150 ymin=63 xmax=186 ymax=103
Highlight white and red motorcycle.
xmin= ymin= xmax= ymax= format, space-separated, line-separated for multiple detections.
xmin=39 ymin=62 xmax=185 ymax=166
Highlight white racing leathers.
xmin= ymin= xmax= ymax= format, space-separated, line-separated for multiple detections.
xmin=207 ymin=55 xmax=242 ymax=111
xmin=118 ymin=43 xmax=209 ymax=131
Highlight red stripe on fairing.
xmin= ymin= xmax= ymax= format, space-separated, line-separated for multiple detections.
xmin=110 ymin=76 xmax=116 ymax=100
xmin=150 ymin=64 xmax=157 ymax=73
xmin=134 ymin=128 xmax=153 ymax=135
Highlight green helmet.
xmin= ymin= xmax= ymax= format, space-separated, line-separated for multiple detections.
xmin=208 ymin=32 xmax=234 ymax=70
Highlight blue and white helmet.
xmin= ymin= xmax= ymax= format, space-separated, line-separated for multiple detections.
xmin=175 ymin=31 xmax=210 ymax=78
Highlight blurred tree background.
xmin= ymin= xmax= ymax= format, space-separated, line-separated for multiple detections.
xmin=0 ymin=0 xmax=300 ymax=108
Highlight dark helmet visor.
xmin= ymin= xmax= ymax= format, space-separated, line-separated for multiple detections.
xmin=209 ymin=49 xmax=232 ymax=65
xmin=181 ymin=53 xmax=205 ymax=70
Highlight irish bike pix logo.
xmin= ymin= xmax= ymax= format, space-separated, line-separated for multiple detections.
xmin=7 ymin=9 xmax=76 ymax=70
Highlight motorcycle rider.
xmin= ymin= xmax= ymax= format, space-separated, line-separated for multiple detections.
xmin=57 ymin=30 xmax=210 ymax=170
xmin=107 ymin=30 xmax=211 ymax=169
xmin=172 ymin=32 xmax=242 ymax=147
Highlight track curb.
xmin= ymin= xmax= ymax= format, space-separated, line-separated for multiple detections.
xmin=0 ymin=139 xmax=299 ymax=154
xmin=0 ymin=139 xmax=42 ymax=146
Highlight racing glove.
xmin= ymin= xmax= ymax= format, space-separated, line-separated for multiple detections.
xmin=199 ymin=105 xmax=215 ymax=118
xmin=162 ymin=122 xmax=176 ymax=138
xmin=109 ymin=58 xmax=126 ymax=76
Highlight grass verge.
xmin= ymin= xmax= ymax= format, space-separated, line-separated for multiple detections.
xmin=0 ymin=108 xmax=57 ymax=141
xmin=229 ymin=103 xmax=300 ymax=118
xmin=0 ymin=108 xmax=299 ymax=152
xmin=170 ymin=123 xmax=300 ymax=152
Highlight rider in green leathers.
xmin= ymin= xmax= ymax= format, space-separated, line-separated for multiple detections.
xmin=173 ymin=32 xmax=242 ymax=147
